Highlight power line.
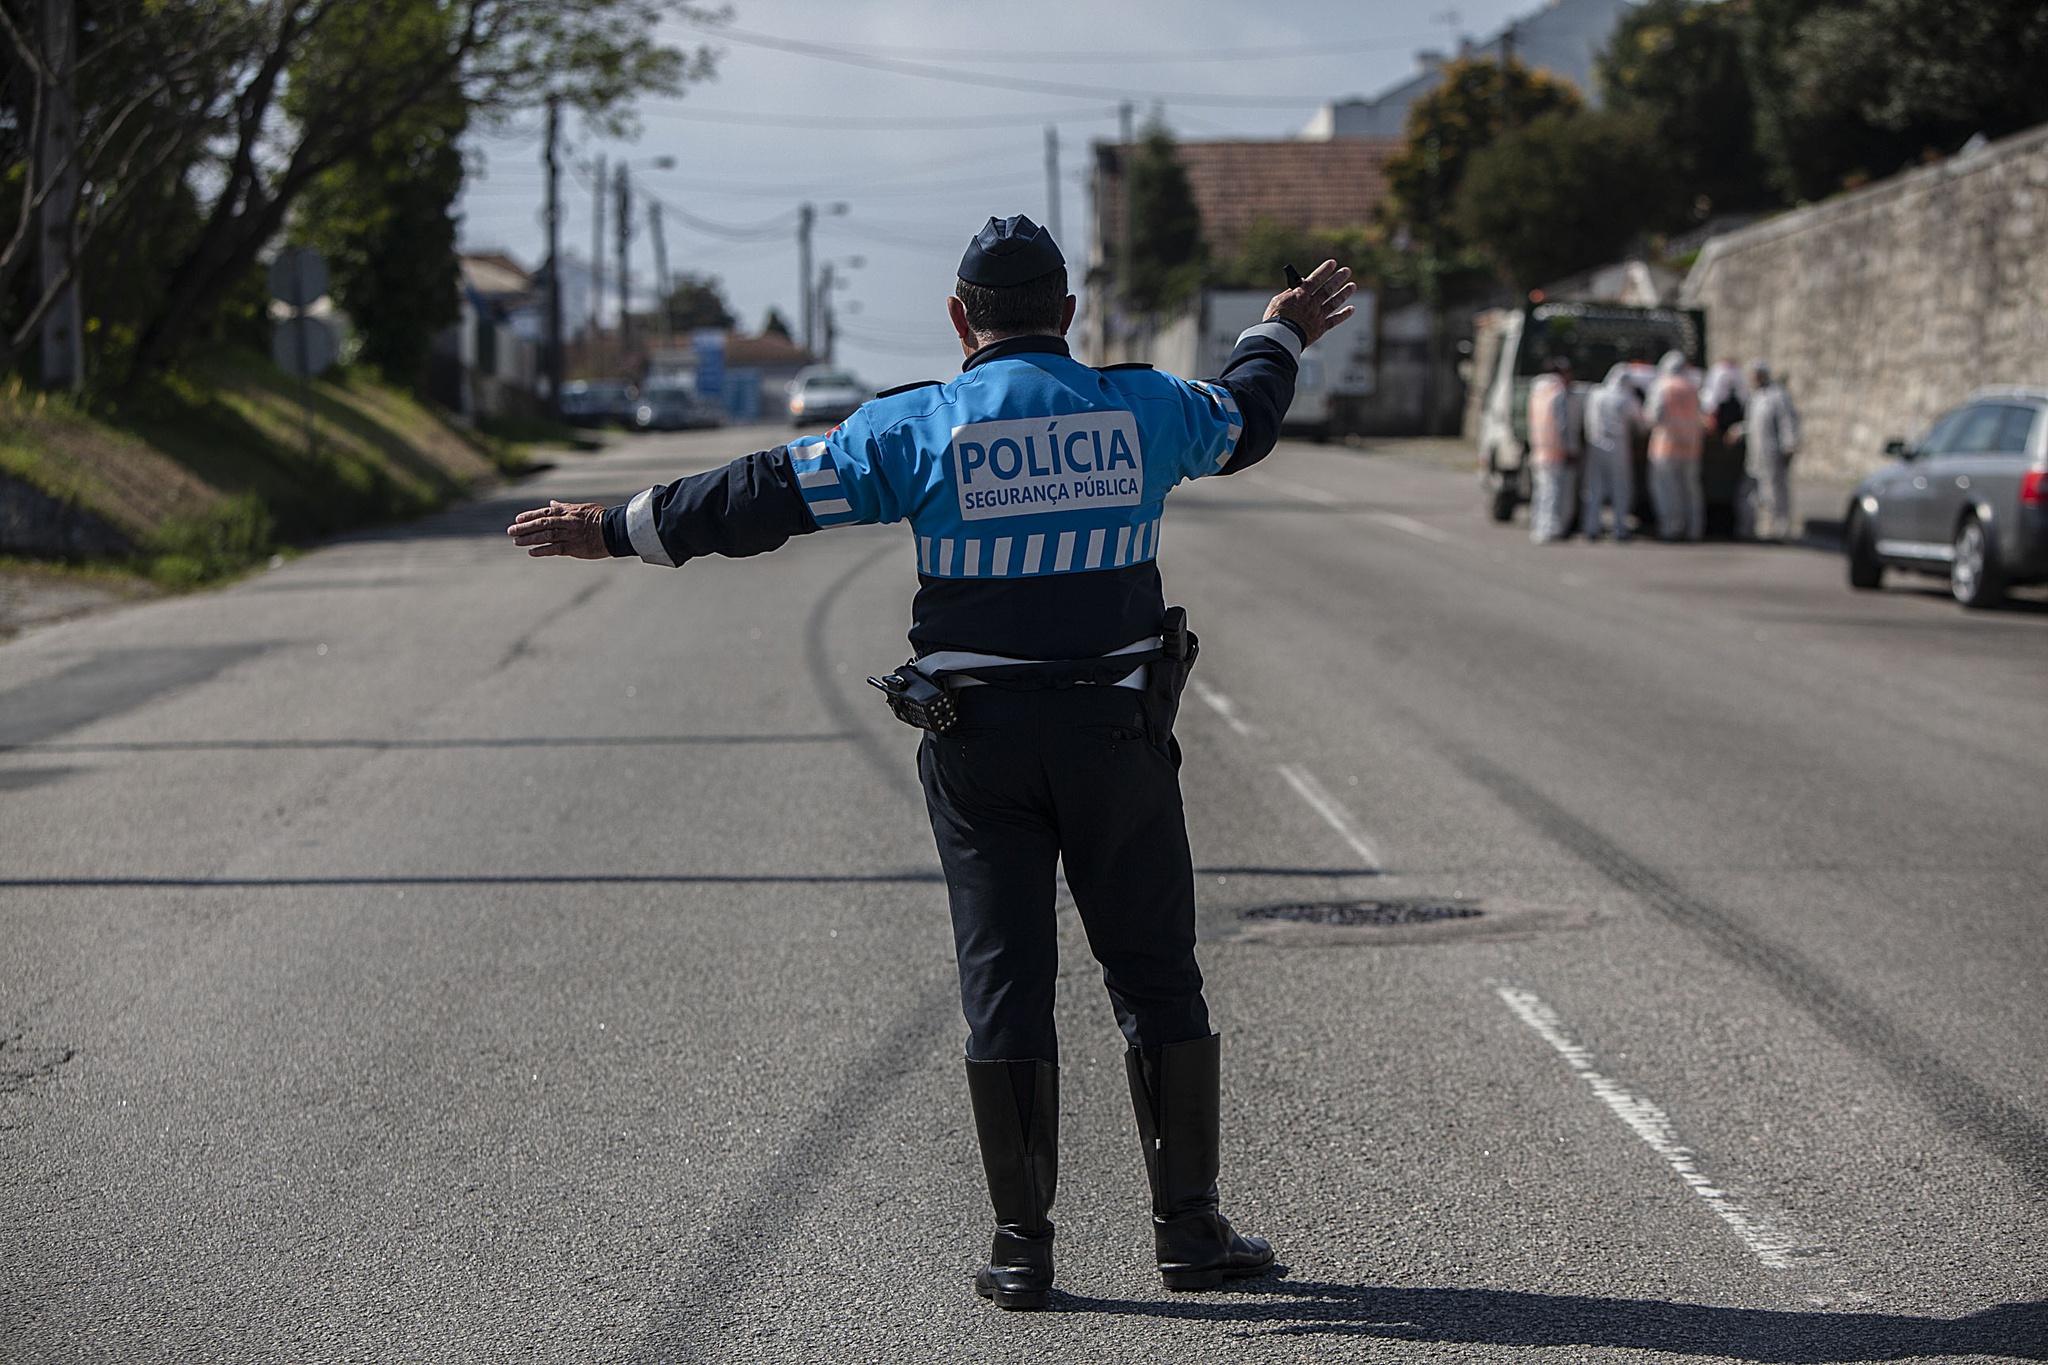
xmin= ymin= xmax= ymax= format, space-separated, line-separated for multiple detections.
xmin=638 ymin=104 xmax=1118 ymax=131
xmin=699 ymin=30 xmax=1439 ymax=66
xmin=694 ymin=23 xmax=1333 ymax=107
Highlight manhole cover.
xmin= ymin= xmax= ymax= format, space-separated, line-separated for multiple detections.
xmin=1227 ymin=896 xmax=1592 ymax=946
xmin=1239 ymin=899 xmax=1483 ymax=928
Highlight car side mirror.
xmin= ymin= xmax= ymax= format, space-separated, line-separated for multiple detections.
xmin=1884 ymin=438 xmax=1911 ymax=460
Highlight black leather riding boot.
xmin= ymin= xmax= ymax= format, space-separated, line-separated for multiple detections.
xmin=1125 ymin=1034 xmax=1276 ymax=1290
xmin=964 ymin=1058 xmax=1058 ymax=1309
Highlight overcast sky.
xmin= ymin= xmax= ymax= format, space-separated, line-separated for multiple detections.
xmin=456 ymin=0 xmax=1533 ymax=388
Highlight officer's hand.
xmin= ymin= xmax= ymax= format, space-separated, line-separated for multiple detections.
xmin=1265 ymin=259 xmax=1357 ymax=348
xmin=507 ymin=500 xmax=610 ymax=559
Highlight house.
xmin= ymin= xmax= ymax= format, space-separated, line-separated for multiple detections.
xmin=645 ymin=327 xmax=821 ymax=423
xmin=1084 ymin=138 xmax=1401 ymax=365
xmin=1301 ymin=0 xmax=1636 ymax=140
xmin=428 ymin=252 xmax=543 ymax=422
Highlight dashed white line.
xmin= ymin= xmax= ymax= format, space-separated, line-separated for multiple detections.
xmin=1247 ymin=471 xmax=1339 ymax=505
xmin=1493 ymin=984 xmax=1820 ymax=1271
xmin=1190 ymin=678 xmax=1264 ymax=739
xmin=1275 ymin=763 xmax=1382 ymax=870
xmin=1368 ymin=511 xmax=1455 ymax=545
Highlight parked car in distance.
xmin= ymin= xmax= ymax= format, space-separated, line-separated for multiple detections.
xmin=559 ymin=379 xmax=637 ymax=428
xmin=787 ymin=368 xmax=866 ymax=428
xmin=1844 ymin=387 xmax=2048 ymax=608
xmin=632 ymin=383 xmax=723 ymax=432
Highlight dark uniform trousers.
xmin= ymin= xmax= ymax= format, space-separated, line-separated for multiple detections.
xmin=917 ymin=683 xmax=1212 ymax=1063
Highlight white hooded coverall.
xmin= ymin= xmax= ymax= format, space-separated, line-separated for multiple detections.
xmin=1581 ymin=365 xmax=1645 ymax=540
xmin=1744 ymin=382 xmax=1801 ymax=540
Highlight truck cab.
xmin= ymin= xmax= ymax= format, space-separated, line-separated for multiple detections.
xmin=1478 ymin=302 xmax=1707 ymax=524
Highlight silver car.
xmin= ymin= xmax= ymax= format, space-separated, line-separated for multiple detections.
xmin=1845 ymin=387 xmax=2048 ymax=608
xmin=787 ymin=368 xmax=866 ymax=429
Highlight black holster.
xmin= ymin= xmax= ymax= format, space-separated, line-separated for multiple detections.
xmin=1142 ymin=605 xmax=1199 ymax=748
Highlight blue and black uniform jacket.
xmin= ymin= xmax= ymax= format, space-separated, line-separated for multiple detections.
xmin=600 ymin=322 xmax=1304 ymax=658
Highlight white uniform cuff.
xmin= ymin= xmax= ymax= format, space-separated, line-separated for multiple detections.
xmin=1237 ymin=321 xmax=1304 ymax=362
xmin=625 ymin=487 xmax=676 ymax=567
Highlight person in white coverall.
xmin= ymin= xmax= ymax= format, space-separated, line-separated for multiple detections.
xmin=1581 ymin=364 xmax=1645 ymax=541
xmin=1645 ymin=350 xmax=1705 ymax=541
xmin=1741 ymin=363 xmax=1802 ymax=540
xmin=1527 ymin=358 xmax=1579 ymax=543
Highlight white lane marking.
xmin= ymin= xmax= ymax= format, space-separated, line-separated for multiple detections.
xmin=1494 ymin=984 xmax=1818 ymax=1270
xmin=1247 ymin=471 xmax=1339 ymax=505
xmin=1369 ymin=511 xmax=1454 ymax=545
xmin=1276 ymin=763 xmax=1382 ymax=870
xmin=1190 ymin=678 xmax=1263 ymax=739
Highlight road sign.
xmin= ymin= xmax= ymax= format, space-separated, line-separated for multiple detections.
xmin=268 ymin=247 xmax=329 ymax=309
xmin=272 ymin=314 xmax=338 ymax=377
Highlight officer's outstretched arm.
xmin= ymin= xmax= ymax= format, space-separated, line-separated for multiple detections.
xmin=507 ymin=445 xmax=821 ymax=564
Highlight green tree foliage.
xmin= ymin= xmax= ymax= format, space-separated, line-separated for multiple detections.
xmin=1455 ymin=110 xmax=1681 ymax=289
xmin=1125 ymin=118 xmax=1206 ymax=314
xmin=0 ymin=0 xmax=245 ymax=380
xmin=295 ymin=79 xmax=467 ymax=392
xmin=1598 ymin=0 xmax=1775 ymax=214
xmin=1747 ymin=0 xmax=2048 ymax=201
xmin=759 ymin=306 xmax=792 ymax=340
xmin=1384 ymin=56 xmax=1584 ymax=250
xmin=662 ymin=273 xmax=735 ymax=332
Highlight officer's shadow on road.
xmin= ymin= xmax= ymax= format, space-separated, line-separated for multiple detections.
xmin=1048 ymin=1280 xmax=2046 ymax=1361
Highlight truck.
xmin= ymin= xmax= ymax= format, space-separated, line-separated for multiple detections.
xmin=1146 ymin=288 xmax=1379 ymax=441
xmin=1476 ymin=301 xmax=1716 ymax=527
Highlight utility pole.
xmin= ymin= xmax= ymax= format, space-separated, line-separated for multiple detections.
xmin=590 ymin=153 xmax=606 ymax=344
xmin=541 ymin=97 xmax=564 ymax=417
xmin=797 ymin=202 xmax=816 ymax=357
xmin=614 ymin=163 xmax=632 ymax=361
xmin=647 ymin=200 xmax=671 ymax=355
xmin=817 ymin=261 xmax=836 ymax=364
xmin=38 ymin=0 xmax=81 ymax=390
xmin=1116 ymin=101 xmax=1134 ymax=361
xmin=1043 ymin=125 xmax=1062 ymax=246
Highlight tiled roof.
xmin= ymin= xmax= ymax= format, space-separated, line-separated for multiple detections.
xmin=1096 ymin=138 xmax=1402 ymax=260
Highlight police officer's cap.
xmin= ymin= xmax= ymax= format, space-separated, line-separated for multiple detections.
xmin=958 ymin=214 xmax=1065 ymax=288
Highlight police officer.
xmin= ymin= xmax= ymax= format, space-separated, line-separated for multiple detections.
xmin=507 ymin=215 xmax=1355 ymax=1310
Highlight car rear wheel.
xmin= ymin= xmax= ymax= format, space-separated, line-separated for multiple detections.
xmin=1846 ymin=511 xmax=1884 ymax=590
xmin=1951 ymin=514 xmax=2005 ymax=609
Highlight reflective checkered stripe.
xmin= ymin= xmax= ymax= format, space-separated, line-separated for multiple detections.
xmin=1191 ymin=380 xmax=1243 ymax=472
xmin=914 ymin=515 xmax=1164 ymax=578
xmin=788 ymin=438 xmax=861 ymax=527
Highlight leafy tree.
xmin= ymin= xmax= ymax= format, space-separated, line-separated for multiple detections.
xmin=1454 ymin=110 xmax=1681 ymax=289
xmin=1776 ymin=0 xmax=2048 ymax=193
xmin=1383 ymin=56 xmax=1584 ymax=250
xmin=0 ymin=0 xmax=245 ymax=381
xmin=1598 ymin=0 xmax=1776 ymax=214
xmin=294 ymin=78 xmax=466 ymax=392
xmin=662 ymin=273 xmax=735 ymax=332
xmin=116 ymin=0 xmax=724 ymax=389
xmin=1125 ymin=117 xmax=1205 ymax=314
xmin=759 ymin=306 xmax=792 ymax=340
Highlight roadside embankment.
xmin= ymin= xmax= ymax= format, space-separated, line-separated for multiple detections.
xmin=0 ymin=349 xmax=527 ymax=588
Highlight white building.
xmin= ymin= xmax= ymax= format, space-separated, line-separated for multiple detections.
xmin=1301 ymin=0 xmax=1636 ymax=140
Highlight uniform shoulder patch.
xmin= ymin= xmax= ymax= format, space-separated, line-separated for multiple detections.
xmin=875 ymin=379 xmax=942 ymax=398
xmin=1097 ymin=362 xmax=1154 ymax=372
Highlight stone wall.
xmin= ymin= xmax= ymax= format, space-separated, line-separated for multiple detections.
xmin=1682 ymin=124 xmax=2048 ymax=480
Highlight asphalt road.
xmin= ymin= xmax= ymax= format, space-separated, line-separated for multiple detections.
xmin=3 ymin=426 xmax=2044 ymax=1363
